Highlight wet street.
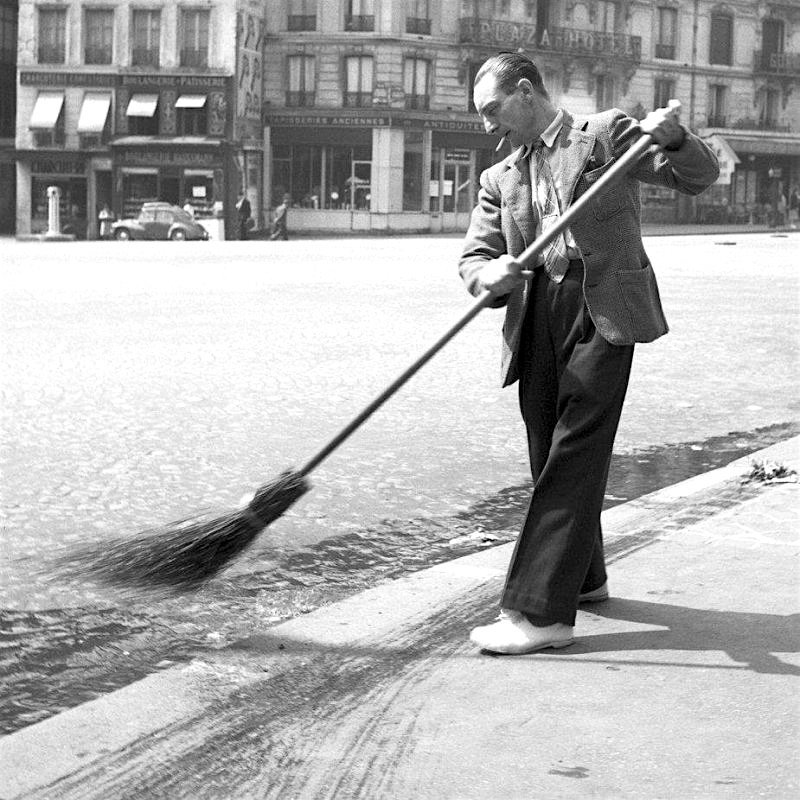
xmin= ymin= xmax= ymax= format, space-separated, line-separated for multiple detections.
xmin=1 ymin=232 xmax=798 ymax=734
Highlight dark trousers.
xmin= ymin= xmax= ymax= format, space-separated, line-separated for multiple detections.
xmin=501 ymin=262 xmax=634 ymax=626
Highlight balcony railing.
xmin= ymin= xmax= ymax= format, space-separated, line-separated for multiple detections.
xmin=655 ymin=43 xmax=675 ymax=60
xmin=406 ymin=17 xmax=431 ymax=35
xmin=459 ymin=18 xmax=641 ymax=61
xmin=285 ymin=91 xmax=315 ymax=107
xmin=754 ymin=50 xmax=800 ymax=76
xmin=180 ymin=48 xmax=208 ymax=68
xmin=288 ymin=14 xmax=316 ymax=31
xmin=131 ymin=47 xmax=159 ymax=67
xmin=37 ymin=45 xmax=65 ymax=64
xmin=345 ymin=15 xmax=374 ymax=32
xmin=343 ymin=91 xmax=373 ymax=107
xmin=405 ymin=93 xmax=430 ymax=110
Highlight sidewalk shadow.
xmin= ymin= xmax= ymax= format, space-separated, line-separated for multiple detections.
xmin=578 ymin=598 xmax=800 ymax=676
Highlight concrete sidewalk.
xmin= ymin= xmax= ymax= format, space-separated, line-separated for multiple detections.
xmin=2 ymin=437 xmax=798 ymax=799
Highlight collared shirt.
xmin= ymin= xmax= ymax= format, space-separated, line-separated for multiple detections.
xmin=522 ymin=109 xmax=580 ymax=259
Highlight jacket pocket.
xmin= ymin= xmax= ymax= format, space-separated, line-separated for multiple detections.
xmin=617 ymin=264 xmax=668 ymax=342
xmin=578 ymin=158 xmax=625 ymax=220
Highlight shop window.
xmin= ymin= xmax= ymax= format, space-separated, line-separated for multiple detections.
xmin=287 ymin=55 xmax=315 ymax=107
xmin=132 ymin=9 xmax=160 ymax=67
xmin=595 ymin=75 xmax=615 ymax=111
xmin=403 ymin=131 xmax=424 ymax=211
xmin=709 ymin=13 xmax=733 ymax=66
xmin=31 ymin=177 xmax=87 ymax=236
xmin=344 ymin=55 xmax=373 ymax=107
xmin=180 ymin=9 xmax=209 ymax=68
xmin=345 ymin=0 xmax=374 ymax=32
xmin=653 ymin=78 xmax=674 ymax=110
xmin=271 ymin=144 xmax=371 ymax=211
xmin=183 ymin=169 xmax=215 ymax=216
xmin=707 ymin=84 xmax=727 ymax=127
xmin=406 ymin=0 xmax=431 ymax=34
xmin=122 ymin=170 xmax=158 ymax=217
xmin=404 ymin=58 xmax=430 ymax=110
xmin=38 ymin=8 xmax=66 ymax=64
xmin=288 ymin=0 xmax=316 ymax=31
xmin=655 ymin=6 xmax=677 ymax=60
xmin=85 ymin=8 xmax=113 ymax=65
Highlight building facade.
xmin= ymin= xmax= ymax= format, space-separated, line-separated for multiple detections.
xmin=10 ymin=1 xmax=799 ymax=236
xmin=14 ymin=0 xmax=265 ymax=239
xmin=262 ymin=0 xmax=799 ymax=233
xmin=0 ymin=0 xmax=17 ymax=233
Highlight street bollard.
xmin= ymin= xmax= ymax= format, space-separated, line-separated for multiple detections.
xmin=46 ymin=185 xmax=61 ymax=237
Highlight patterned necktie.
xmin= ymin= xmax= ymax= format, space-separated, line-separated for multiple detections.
xmin=534 ymin=143 xmax=570 ymax=282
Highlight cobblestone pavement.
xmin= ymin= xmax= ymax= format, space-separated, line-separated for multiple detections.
xmin=0 ymin=232 xmax=797 ymax=732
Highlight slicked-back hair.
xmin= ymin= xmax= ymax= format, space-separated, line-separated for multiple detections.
xmin=474 ymin=52 xmax=549 ymax=101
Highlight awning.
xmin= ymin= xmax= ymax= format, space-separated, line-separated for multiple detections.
xmin=77 ymin=92 xmax=112 ymax=133
xmin=126 ymin=94 xmax=159 ymax=117
xmin=29 ymin=91 xmax=65 ymax=129
xmin=175 ymin=94 xmax=207 ymax=108
xmin=720 ymin=133 xmax=800 ymax=157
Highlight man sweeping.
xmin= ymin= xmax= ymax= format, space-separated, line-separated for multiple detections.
xmin=460 ymin=53 xmax=719 ymax=655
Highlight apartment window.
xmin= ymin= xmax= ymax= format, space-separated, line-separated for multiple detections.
xmin=132 ymin=9 xmax=160 ymax=67
xmin=77 ymin=91 xmax=112 ymax=148
xmin=406 ymin=0 xmax=431 ymax=34
xmin=404 ymin=58 xmax=430 ymax=110
xmin=181 ymin=9 xmax=209 ymax=68
xmin=656 ymin=7 xmax=677 ymax=60
xmin=760 ymin=88 xmax=780 ymax=128
xmin=1 ymin=2 xmax=17 ymax=64
xmin=654 ymin=78 xmax=674 ymax=109
xmin=345 ymin=0 xmax=374 ymax=32
xmin=709 ymin=13 xmax=733 ymax=65
xmin=38 ymin=8 xmax=66 ymax=64
xmin=85 ymin=9 xmax=113 ymax=65
xmin=762 ymin=18 xmax=784 ymax=58
xmin=30 ymin=90 xmax=65 ymax=147
xmin=344 ymin=55 xmax=373 ymax=107
xmin=126 ymin=93 xmax=159 ymax=135
xmin=287 ymin=55 xmax=315 ymax=107
xmin=595 ymin=75 xmax=615 ymax=111
xmin=288 ymin=0 xmax=316 ymax=32
xmin=176 ymin=94 xmax=207 ymax=135
xmin=707 ymin=84 xmax=727 ymax=127
xmin=467 ymin=61 xmax=481 ymax=112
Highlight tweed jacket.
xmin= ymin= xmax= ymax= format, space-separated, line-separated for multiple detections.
xmin=459 ymin=108 xmax=720 ymax=387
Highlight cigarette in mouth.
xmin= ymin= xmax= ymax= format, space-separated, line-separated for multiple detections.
xmin=495 ymin=134 xmax=508 ymax=153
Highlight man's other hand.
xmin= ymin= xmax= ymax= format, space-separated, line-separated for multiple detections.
xmin=641 ymin=99 xmax=685 ymax=150
xmin=478 ymin=254 xmax=525 ymax=296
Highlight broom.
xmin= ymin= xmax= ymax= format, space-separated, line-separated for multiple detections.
xmin=56 ymin=124 xmax=666 ymax=592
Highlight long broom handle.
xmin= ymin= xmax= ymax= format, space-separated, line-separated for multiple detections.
xmin=299 ymin=128 xmax=661 ymax=477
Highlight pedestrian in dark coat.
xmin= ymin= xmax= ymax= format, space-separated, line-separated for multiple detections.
xmin=461 ymin=53 xmax=719 ymax=656
xmin=270 ymin=194 xmax=291 ymax=241
xmin=236 ymin=192 xmax=252 ymax=240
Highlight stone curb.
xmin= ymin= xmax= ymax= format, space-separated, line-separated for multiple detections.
xmin=1 ymin=435 xmax=798 ymax=799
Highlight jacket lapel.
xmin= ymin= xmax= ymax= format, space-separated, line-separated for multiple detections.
xmin=498 ymin=149 xmax=536 ymax=246
xmin=549 ymin=111 xmax=595 ymax=210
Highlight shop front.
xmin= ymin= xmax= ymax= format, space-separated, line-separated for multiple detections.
xmin=264 ymin=110 xmax=496 ymax=233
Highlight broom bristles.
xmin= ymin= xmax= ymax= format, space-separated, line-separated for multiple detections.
xmin=55 ymin=470 xmax=309 ymax=592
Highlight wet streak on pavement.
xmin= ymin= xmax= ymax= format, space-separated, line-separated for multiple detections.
xmin=9 ymin=473 xmax=769 ymax=800
xmin=0 ymin=421 xmax=796 ymax=736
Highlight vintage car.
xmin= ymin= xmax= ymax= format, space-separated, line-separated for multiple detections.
xmin=111 ymin=202 xmax=209 ymax=241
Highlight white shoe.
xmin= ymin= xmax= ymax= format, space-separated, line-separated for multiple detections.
xmin=470 ymin=609 xmax=574 ymax=655
xmin=578 ymin=581 xmax=609 ymax=603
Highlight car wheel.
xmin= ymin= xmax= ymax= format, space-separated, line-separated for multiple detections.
xmin=170 ymin=229 xmax=187 ymax=241
xmin=115 ymin=228 xmax=131 ymax=241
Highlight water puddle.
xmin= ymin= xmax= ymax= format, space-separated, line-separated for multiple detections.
xmin=1 ymin=421 xmax=796 ymax=734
